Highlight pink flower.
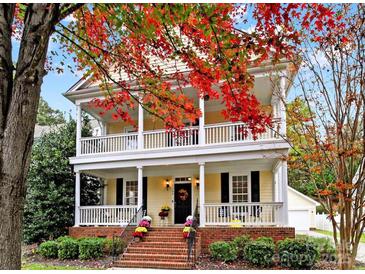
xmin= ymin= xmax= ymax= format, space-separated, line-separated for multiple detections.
xmin=138 ymin=220 xmax=151 ymax=228
xmin=184 ymin=219 xmax=193 ymax=226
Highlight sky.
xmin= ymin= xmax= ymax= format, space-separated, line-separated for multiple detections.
xmin=12 ymin=23 xmax=80 ymax=119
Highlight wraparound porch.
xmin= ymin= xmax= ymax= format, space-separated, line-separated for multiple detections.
xmin=74 ymin=159 xmax=288 ymax=227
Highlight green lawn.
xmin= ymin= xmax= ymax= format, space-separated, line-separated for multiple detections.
xmin=315 ymin=229 xmax=365 ymax=244
xmin=22 ymin=263 xmax=102 ymax=270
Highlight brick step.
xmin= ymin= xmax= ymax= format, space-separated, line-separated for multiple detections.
xmin=126 ymin=246 xmax=189 ymax=255
xmin=122 ymin=253 xmax=188 ymax=262
xmin=144 ymin=236 xmax=186 ymax=242
xmin=113 ymin=260 xmax=192 ymax=269
xmin=130 ymin=241 xmax=187 ymax=248
xmin=148 ymin=228 xmax=184 ymax=232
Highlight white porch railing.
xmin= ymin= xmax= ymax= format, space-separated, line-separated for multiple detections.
xmin=143 ymin=127 xmax=199 ymax=149
xmin=79 ymin=205 xmax=138 ymax=225
xmin=80 ymin=133 xmax=138 ymax=155
xmin=78 ymin=122 xmax=279 ymax=155
xmin=205 ymin=122 xmax=274 ymax=145
xmin=204 ymin=202 xmax=283 ymax=226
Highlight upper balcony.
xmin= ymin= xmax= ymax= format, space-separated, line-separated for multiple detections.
xmin=79 ymin=120 xmax=282 ymax=156
xmin=66 ymin=65 xmax=290 ymax=165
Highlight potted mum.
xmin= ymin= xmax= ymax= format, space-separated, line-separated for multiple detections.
xmin=133 ymin=226 xmax=148 ymax=240
xmin=182 ymin=216 xmax=194 ymax=238
xmin=158 ymin=205 xmax=170 ymax=220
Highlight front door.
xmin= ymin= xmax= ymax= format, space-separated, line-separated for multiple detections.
xmin=174 ymin=183 xmax=192 ymax=224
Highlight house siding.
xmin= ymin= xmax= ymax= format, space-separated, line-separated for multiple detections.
xmin=103 ymin=170 xmax=274 ymax=226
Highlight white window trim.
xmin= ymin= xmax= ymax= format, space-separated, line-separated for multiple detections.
xmin=123 ymin=176 xmax=138 ymax=206
xmin=229 ymin=173 xmax=251 ymax=203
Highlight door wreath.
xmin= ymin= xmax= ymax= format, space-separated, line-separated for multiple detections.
xmin=178 ymin=189 xmax=189 ymax=201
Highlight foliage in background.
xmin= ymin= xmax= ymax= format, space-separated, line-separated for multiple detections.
xmin=282 ymin=4 xmax=365 ymax=269
xmin=287 ymin=98 xmax=335 ymax=198
xmin=23 ymin=117 xmax=103 ymax=244
xmin=36 ymin=97 xmax=66 ymax=126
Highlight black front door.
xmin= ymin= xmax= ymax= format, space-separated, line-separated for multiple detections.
xmin=174 ymin=183 xmax=192 ymax=224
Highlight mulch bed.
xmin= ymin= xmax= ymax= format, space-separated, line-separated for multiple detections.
xmin=22 ymin=244 xmax=113 ymax=269
xmin=193 ymin=254 xmax=338 ymax=270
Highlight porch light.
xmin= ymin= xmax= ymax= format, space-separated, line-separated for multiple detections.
xmin=196 ymin=178 xmax=200 ymax=188
xmin=188 ymin=177 xmax=192 ymax=181
xmin=165 ymin=179 xmax=170 ymax=190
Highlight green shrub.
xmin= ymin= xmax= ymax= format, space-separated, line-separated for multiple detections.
xmin=278 ymin=238 xmax=320 ymax=269
xmin=79 ymin=238 xmax=104 ymax=260
xmin=104 ymin=238 xmax=126 ymax=255
xmin=56 ymin=236 xmax=73 ymax=243
xmin=297 ymin=235 xmax=336 ymax=261
xmin=232 ymin=235 xmax=251 ymax=259
xmin=255 ymin=236 xmax=274 ymax=244
xmin=209 ymin=241 xmax=238 ymax=262
xmin=244 ymin=240 xmax=275 ymax=267
xmin=38 ymin=241 xmax=59 ymax=258
xmin=58 ymin=238 xmax=79 ymax=260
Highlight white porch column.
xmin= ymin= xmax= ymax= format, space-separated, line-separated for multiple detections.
xmin=199 ymin=97 xmax=205 ymax=145
xmin=103 ymin=179 xmax=108 ymax=205
xmin=75 ymin=171 xmax=81 ymax=226
xmin=138 ymin=99 xmax=144 ymax=150
xmin=281 ymin=160 xmax=289 ymax=225
xmin=279 ymin=75 xmax=287 ymax=136
xmin=137 ymin=166 xmax=143 ymax=209
xmin=76 ymin=103 xmax=82 ymax=155
xmin=199 ymin=162 xmax=205 ymax=227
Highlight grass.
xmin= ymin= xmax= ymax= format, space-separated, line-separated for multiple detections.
xmin=21 ymin=263 xmax=102 ymax=270
xmin=315 ymin=229 xmax=365 ymax=244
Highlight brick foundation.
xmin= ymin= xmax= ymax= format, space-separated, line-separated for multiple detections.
xmin=68 ymin=226 xmax=123 ymax=239
xmin=68 ymin=226 xmax=295 ymax=254
xmin=198 ymin=226 xmax=295 ymax=253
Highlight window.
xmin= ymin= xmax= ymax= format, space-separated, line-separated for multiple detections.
xmin=175 ymin=177 xmax=192 ymax=182
xmin=125 ymin=180 xmax=138 ymax=205
xmin=231 ymin=175 xmax=249 ymax=203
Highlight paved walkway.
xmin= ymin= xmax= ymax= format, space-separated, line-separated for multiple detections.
xmin=296 ymin=230 xmax=365 ymax=263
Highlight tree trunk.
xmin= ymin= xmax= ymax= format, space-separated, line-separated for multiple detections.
xmin=0 ymin=4 xmax=60 ymax=269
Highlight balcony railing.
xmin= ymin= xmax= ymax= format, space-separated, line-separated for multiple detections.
xmin=204 ymin=202 xmax=283 ymax=226
xmin=79 ymin=205 xmax=138 ymax=226
xmin=144 ymin=126 xmax=199 ymax=149
xmin=78 ymin=122 xmax=279 ymax=155
xmin=205 ymin=122 xmax=273 ymax=144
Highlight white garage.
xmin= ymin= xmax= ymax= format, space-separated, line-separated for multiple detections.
xmin=288 ymin=187 xmax=320 ymax=231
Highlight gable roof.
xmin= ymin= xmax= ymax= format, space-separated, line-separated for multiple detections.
xmin=288 ymin=186 xmax=320 ymax=206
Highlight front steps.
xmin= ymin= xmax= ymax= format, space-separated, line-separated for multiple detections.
xmin=113 ymin=227 xmax=198 ymax=269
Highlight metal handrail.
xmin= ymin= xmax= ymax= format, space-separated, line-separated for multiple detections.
xmin=112 ymin=206 xmax=145 ymax=262
xmin=187 ymin=199 xmax=199 ymax=266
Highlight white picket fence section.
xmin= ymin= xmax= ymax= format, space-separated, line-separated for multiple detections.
xmin=204 ymin=202 xmax=283 ymax=226
xmin=79 ymin=205 xmax=138 ymax=225
xmin=315 ymin=212 xmax=340 ymax=231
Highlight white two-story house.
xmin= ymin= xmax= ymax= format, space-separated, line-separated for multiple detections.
xmin=64 ymin=60 xmax=294 ymax=242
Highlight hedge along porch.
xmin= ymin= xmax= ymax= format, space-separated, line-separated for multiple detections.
xmin=74 ymin=158 xmax=288 ymax=228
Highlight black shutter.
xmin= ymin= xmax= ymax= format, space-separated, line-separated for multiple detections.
xmin=116 ymin=178 xmax=124 ymax=205
xmin=143 ymin=177 xmax=148 ymax=212
xmin=251 ymin=171 xmax=260 ymax=202
xmin=221 ymin=173 xmax=229 ymax=203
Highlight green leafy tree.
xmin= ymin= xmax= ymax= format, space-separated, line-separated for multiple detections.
xmin=23 ymin=118 xmax=102 ymax=244
xmin=36 ymin=97 xmax=65 ymax=126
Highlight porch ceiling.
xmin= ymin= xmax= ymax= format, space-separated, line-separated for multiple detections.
xmin=82 ymin=158 xmax=277 ymax=179
xmin=81 ymin=75 xmax=273 ymax=123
